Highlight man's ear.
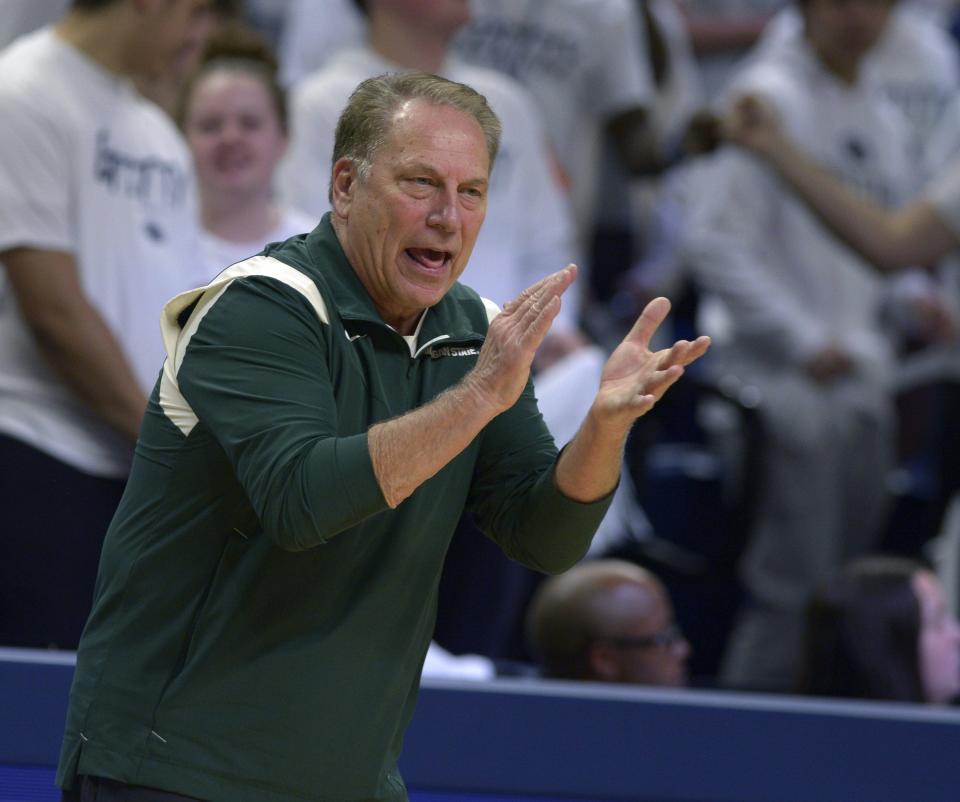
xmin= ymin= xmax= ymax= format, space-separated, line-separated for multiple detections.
xmin=331 ymin=158 xmax=358 ymax=220
xmin=587 ymin=641 xmax=620 ymax=682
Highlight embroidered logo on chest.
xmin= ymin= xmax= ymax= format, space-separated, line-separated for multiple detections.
xmin=427 ymin=345 xmax=480 ymax=359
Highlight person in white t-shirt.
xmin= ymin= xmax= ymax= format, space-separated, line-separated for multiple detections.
xmin=724 ymin=77 xmax=960 ymax=280
xmin=179 ymin=25 xmax=313 ymax=277
xmin=723 ymin=81 xmax=960 ymax=606
xmin=0 ymin=0 xmax=212 ymax=650
xmin=758 ymin=2 xmax=960 ymax=174
xmin=683 ymin=0 xmax=912 ymax=690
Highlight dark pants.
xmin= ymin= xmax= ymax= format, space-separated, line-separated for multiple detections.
xmin=62 ymin=776 xmax=203 ymax=801
xmin=0 ymin=434 xmax=125 ymax=649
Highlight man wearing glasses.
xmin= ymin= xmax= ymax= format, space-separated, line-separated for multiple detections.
xmin=527 ymin=559 xmax=690 ymax=686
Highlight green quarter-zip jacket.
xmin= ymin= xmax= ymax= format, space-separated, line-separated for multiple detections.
xmin=57 ymin=215 xmax=612 ymax=802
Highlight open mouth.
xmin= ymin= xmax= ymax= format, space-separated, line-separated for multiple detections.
xmin=406 ymin=248 xmax=452 ymax=271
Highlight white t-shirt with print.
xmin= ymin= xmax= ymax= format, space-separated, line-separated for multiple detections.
xmin=0 ymin=29 xmax=205 ymax=477
xmin=760 ymin=5 xmax=959 ymax=171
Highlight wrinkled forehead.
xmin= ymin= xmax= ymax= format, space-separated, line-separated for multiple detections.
xmin=378 ymin=99 xmax=490 ymax=172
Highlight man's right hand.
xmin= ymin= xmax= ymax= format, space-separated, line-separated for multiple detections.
xmin=464 ymin=265 xmax=577 ymax=413
xmin=369 ymin=265 xmax=577 ymax=508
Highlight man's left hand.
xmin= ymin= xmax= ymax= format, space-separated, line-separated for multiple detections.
xmin=592 ymin=297 xmax=711 ymax=433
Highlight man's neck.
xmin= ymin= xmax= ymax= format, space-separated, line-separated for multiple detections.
xmin=55 ymin=8 xmax=135 ymax=79
xmin=367 ymin=13 xmax=451 ymax=73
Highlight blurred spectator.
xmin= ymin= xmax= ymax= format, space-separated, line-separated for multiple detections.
xmin=527 ymin=559 xmax=691 ymax=685
xmin=0 ymin=0 xmax=210 ymax=649
xmin=684 ymin=0 xmax=910 ymax=690
xmin=178 ymin=24 xmax=313 ymax=277
xmin=798 ymin=555 xmax=960 ymax=704
xmin=278 ymin=0 xmax=585 ymax=360
xmin=725 ymin=90 xmax=960 ymax=552
xmin=136 ymin=0 xmax=238 ymax=115
xmin=758 ymin=2 xmax=960 ymax=174
xmin=723 ymin=84 xmax=960 ymax=277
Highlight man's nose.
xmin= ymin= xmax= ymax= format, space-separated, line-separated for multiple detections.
xmin=426 ymin=189 xmax=460 ymax=232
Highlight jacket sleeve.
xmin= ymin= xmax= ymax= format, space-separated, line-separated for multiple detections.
xmin=176 ymin=276 xmax=389 ymax=551
xmin=466 ymin=379 xmax=614 ymax=575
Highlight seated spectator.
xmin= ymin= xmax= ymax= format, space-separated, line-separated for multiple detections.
xmin=526 ymin=559 xmax=690 ymax=686
xmin=178 ymin=25 xmax=312 ymax=278
xmin=684 ymin=0 xmax=908 ymax=693
xmin=798 ymin=556 xmax=960 ymax=704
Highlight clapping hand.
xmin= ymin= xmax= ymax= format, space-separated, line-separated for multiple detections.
xmin=593 ymin=297 xmax=711 ymax=431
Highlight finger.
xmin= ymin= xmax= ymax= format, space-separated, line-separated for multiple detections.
xmin=517 ymin=294 xmax=562 ymax=353
xmin=629 ymin=394 xmax=657 ymax=418
xmin=501 ymin=273 xmax=553 ymax=315
xmin=647 ymin=364 xmax=685 ymax=399
xmin=657 ymin=335 xmax=711 ymax=369
xmin=627 ymin=366 xmax=683 ymax=415
xmin=527 ymin=292 xmax=564 ymax=340
xmin=502 ymin=264 xmax=576 ymax=315
xmin=622 ymin=296 xmax=671 ymax=349
xmin=513 ymin=266 xmax=575 ymax=328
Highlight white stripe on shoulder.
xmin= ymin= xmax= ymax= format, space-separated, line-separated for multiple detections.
xmin=216 ymin=255 xmax=330 ymax=325
xmin=480 ymin=297 xmax=501 ymax=324
xmin=158 ymin=255 xmax=329 ymax=436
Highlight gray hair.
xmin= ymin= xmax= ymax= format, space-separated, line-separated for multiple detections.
xmin=329 ymin=72 xmax=502 ymax=200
